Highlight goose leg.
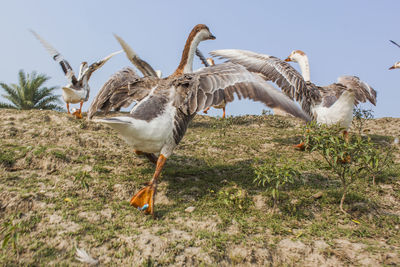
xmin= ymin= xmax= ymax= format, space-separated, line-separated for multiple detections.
xmin=293 ymin=142 xmax=305 ymax=151
xmin=72 ymin=102 xmax=83 ymax=119
xmin=203 ymin=107 xmax=210 ymax=114
xmin=130 ymin=154 xmax=167 ymax=215
xmin=66 ymin=103 xmax=70 ymax=114
xmin=222 ymin=107 xmax=226 ymax=119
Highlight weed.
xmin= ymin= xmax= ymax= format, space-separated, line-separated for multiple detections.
xmin=217 ymin=185 xmax=252 ymax=211
xmin=73 ymin=171 xmax=91 ymax=191
xmin=0 ymin=149 xmax=15 ymax=167
xmin=352 ymin=108 xmax=374 ymax=135
xmin=303 ymin=122 xmax=373 ymax=214
xmin=254 ymin=155 xmax=301 ymax=211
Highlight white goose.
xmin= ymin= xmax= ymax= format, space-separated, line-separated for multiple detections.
xmin=91 ymin=24 xmax=311 ymax=215
xmin=31 ymin=30 xmax=121 ymax=118
xmin=389 ymin=40 xmax=400 ymax=70
xmin=211 ymin=49 xmax=377 ymax=139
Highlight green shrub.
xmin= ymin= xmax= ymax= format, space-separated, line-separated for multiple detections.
xmin=303 ymin=122 xmax=371 ymax=214
xmin=254 ymin=156 xmax=301 ymax=211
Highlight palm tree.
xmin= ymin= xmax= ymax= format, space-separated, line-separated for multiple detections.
xmin=0 ymin=70 xmax=63 ymax=111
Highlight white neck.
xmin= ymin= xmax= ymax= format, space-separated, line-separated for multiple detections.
xmin=182 ymin=33 xmax=204 ymax=73
xmin=296 ymin=55 xmax=311 ymax=82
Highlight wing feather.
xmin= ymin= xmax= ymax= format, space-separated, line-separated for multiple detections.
xmin=88 ymin=67 xmax=149 ymax=119
xmin=114 ymin=34 xmax=158 ymax=77
xmin=82 ymin=50 xmax=122 ymax=81
xmin=337 ymin=76 xmax=377 ymax=105
xmin=175 ymin=62 xmax=311 ymax=121
xmin=30 ymin=29 xmax=78 ymax=85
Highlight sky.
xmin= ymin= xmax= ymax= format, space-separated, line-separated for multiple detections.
xmin=0 ymin=1 xmax=399 ymax=118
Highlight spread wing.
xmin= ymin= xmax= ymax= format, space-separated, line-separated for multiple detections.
xmin=174 ymin=62 xmax=311 ymax=121
xmin=30 ymin=29 xmax=78 ymax=85
xmin=337 ymin=76 xmax=377 ymax=105
xmin=210 ymin=49 xmax=311 ymax=101
xmin=88 ymin=67 xmax=151 ymax=119
xmin=210 ymin=49 xmax=321 ymax=117
xmin=114 ymin=34 xmax=158 ymax=77
xmin=80 ymin=50 xmax=122 ymax=81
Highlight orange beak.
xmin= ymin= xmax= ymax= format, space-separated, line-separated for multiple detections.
xmin=284 ymin=57 xmax=292 ymax=62
xmin=389 ymin=65 xmax=395 ymax=70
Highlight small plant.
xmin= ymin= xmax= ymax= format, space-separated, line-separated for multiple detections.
xmin=361 ymin=141 xmax=396 ymax=186
xmin=217 ymin=185 xmax=251 ymax=211
xmin=1 ymin=218 xmax=21 ymax=252
xmin=254 ymin=156 xmax=300 ymax=211
xmin=352 ymin=107 xmax=374 ymax=135
xmin=0 ymin=149 xmax=16 ymax=167
xmin=73 ymin=171 xmax=91 ymax=191
xmin=303 ymin=122 xmax=371 ymax=214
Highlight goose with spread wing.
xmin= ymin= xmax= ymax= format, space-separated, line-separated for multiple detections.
xmin=389 ymin=40 xmax=400 ymax=70
xmin=88 ymin=36 xmax=209 ymax=118
xmin=92 ymin=24 xmax=310 ymax=215
xmin=30 ymin=30 xmax=121 ymax=118
xmin=211 ymin=49 xmax=377 ymax=137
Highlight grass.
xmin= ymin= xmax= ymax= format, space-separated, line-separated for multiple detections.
xmin=0 ymin=109 xmax=399 ymax=265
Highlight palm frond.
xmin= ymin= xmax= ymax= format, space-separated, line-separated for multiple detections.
xmin=0 ymin=102 xmax=17 ymax=109
xmin=1 ymin=70 xmax=61 ymax=111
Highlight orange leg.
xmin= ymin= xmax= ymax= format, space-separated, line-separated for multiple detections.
xmin=293 ymin=142 xmax=305 ymax=151
xmin=130 ymin=154 xmax=167 ymax=215
xmin=78 ymin=101 xmax=83 ymax=114
xmin=222 ymin=107 xmax=226 ymax=119
xmin=203 ymin=107 xmax=210 ymax=114
xmin=66 ymin=103 xmax=70 ymax=114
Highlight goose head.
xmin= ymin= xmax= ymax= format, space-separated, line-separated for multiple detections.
xmin=389 ymin=61 xmax=400 ymax=70
xmin=174 ymin=24 xmax=216 ymax=75
xmin=206 ymin=58 xmax=215 ymax=66
xmin=284 ymin=50 xmax=307 ymax=62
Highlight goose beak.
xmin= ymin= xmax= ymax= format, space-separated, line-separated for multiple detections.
xmin=389 ymin=65 xmax=395 ymax=70
xmin=284 ymin=57 xmax=292 ymax=62
xmin=209 ymin=34 xmax=216 ymax=40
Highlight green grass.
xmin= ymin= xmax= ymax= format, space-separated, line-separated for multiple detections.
xmin=0 ymin=109 xmax=399 ymax=265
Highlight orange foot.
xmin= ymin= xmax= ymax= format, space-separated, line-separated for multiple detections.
xmin=203 ymin=107 xmax=210 ymax=114
xmin=72 ymin=110 xmax=83 ymax=119
xmin=293 ymin=142 xmax=305 ymax=151
xmin=130 ymin=184 xmax=155 ymax=215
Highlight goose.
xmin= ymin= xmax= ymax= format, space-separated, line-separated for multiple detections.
xmin=195 ymin=50 xmax=227 ymax=118
xmin=30 ymin=30 xmax=121 ymax=118
xmin=92 ymin=24 xmax=311 ymax=215
xmin=389 ymin=40 xmax=400 ymax=70
xmin=88 ymin=36 xmax=207 ymax=118
xmin=211 ymin=49 xmax=377 ymax=143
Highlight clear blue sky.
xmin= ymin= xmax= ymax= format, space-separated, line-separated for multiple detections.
xmin=1 ymin=1 xmax=399 ymax=118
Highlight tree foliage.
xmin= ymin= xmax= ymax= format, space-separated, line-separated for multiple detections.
xmin=0 ymin=70 xmax=63 ymax=111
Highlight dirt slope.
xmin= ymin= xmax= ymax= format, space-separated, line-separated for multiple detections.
xmin=0 ymin=109 xmax=399 ymax=266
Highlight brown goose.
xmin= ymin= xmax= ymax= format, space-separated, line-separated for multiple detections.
xmin=30 ymin=30 xmax=121 ymax=118
xmin=92 ymin=24 xmax=310 ymax=215
xmin=211 ymin=49 xmax=377 ymax=134
xmin=88 ymin=37 xmax=207 ymax=118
